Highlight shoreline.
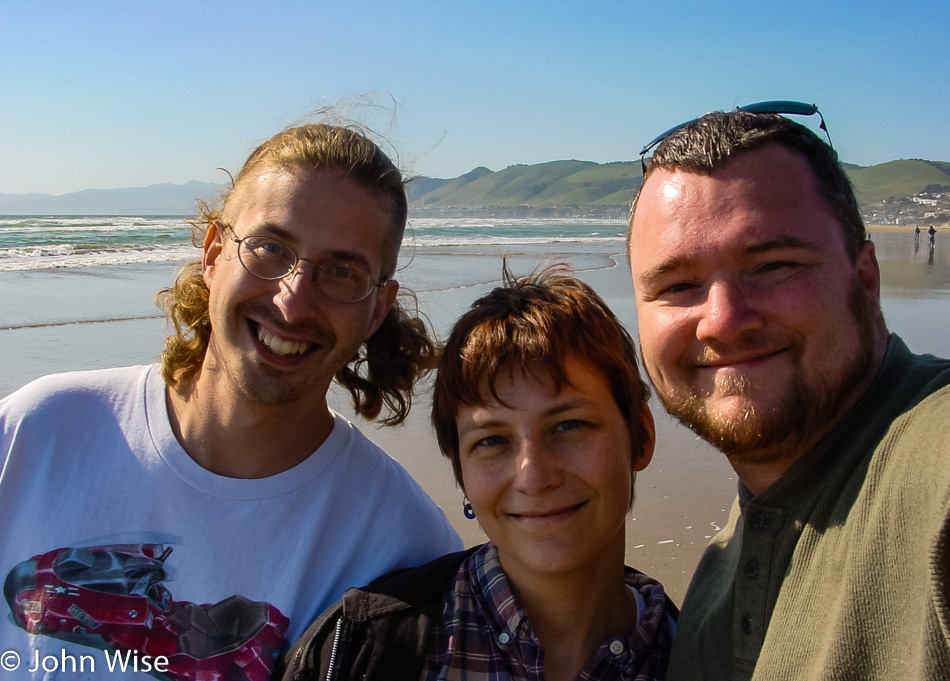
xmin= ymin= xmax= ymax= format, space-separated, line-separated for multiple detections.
xmin=0 ymin=251 xmax=626 ymax=332
xmin=866 ymin=224 xmax=943 ymax=233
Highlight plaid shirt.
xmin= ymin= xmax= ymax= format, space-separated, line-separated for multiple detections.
xmin=422 ymin=543 xmax=675 ymax=681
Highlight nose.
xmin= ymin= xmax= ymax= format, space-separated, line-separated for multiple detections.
xmin=512 ymin=439 xmax=563 ymax=495
xmin=695 ymin=278 xmax=763 ymax=343
xmin=274 ymin=262 xmax=323 ymax=321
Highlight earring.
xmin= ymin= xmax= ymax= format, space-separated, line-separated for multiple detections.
xmin=463 ymin=498 xmax=476 ymax=520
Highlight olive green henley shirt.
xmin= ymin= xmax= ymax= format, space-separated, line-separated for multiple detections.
xmin=667 ymin=335 xmax=950 ymax=680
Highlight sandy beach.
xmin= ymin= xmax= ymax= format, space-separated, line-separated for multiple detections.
xmin=1 ymin=228 xmax=948 ymax=599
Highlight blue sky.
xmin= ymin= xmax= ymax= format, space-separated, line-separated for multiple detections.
xmin=1 ymin=0 xmax=948 ymax=195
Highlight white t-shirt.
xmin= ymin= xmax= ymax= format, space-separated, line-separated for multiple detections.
xmin=0 ymin=365 xmax=461 ymax=680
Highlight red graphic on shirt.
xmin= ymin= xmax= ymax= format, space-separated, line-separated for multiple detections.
xmin=4 ymin=542 xmax=289 ymax=681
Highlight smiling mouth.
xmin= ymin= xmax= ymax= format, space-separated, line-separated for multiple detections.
xmin=697 ymin=348 xmax=785 ymax=369
xmin=511 ymin=502 xmax=586 ymax=523
xmin=256 ymin=326 xmax=313 ymax=357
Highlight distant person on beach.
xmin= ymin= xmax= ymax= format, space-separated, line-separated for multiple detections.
xmin=929 ymin=224 xmax=937 ymax=248
xmin=282 ymin=265 xmax=677 ymax=681
xmin=916 ymin=224 xmax=921 ymax=240
xmin=628 ymin=106 xmax=950 ymax=679
xmin=0 ymin=122 xmax=460 ymax=679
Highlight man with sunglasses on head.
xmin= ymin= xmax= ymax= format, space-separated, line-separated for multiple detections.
xmin=628 ymin=103 xmax=950 ymax=680
xmin=0 ymin=123 xmax=460 ymax=680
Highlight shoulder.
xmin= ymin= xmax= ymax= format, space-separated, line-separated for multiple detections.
xmin=319 ymin=547 xmax=477 ymax=629
xmin=325 ymin=412 xmax=456 ymax=522
xmin=356 ymin=546 xmax=480 ymax=613
xmin=281 ymin=548 xmax=479 ymax=681
xmin=867 ymin=338 xmax=950 ymax=469
xmin=882 ymin=375 xmax=950 ymax=473
xmin=625 ymin=565 xmax=680 ymax=622
xmin=1 ymin=365 xmax=152 ymax=422
xmin=884 ymin=336 xmax=950 ymax=403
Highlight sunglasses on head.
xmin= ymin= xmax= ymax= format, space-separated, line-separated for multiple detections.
xmin=638 ymin=100 xmax=832 ymax=174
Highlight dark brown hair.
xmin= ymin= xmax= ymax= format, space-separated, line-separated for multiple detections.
xmin=629 ymin=110 xmax=866 ymax=259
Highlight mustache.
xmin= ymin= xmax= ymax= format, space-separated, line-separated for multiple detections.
xmin=236 ymin=301 xmax=334 ymax=343
xmin=693 ymin=338 xmax=784 ymax=365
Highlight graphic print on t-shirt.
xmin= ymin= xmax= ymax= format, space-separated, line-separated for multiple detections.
xmin=3 ymin=539 xmax=289 ymax=681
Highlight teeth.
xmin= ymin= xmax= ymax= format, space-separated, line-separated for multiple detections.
xmin=258 ymin=328 xmax=311 ymax=356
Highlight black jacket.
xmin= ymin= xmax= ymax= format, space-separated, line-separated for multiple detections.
xmin=280 ymin=545 xmax=679 ymax=681
xmin=280 ymin=548 xmax=478 ymax=681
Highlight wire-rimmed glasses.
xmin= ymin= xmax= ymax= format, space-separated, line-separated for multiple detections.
xmin=638 ymin=100 xmax=832 ymax=174
xmin=222 ymin=225 xmax=387 ymax=304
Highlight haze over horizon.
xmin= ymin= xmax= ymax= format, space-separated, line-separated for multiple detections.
xmin=3 ymin=0 xmax=948 ymax=196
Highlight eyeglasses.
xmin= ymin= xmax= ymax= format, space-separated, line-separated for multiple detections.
xmin=638 ymin=100 xmax=832 ymax=174
xmin=222 ymin=225 xmax=387 ymax=304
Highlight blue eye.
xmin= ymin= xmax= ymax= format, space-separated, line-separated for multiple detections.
xmin=477 ymin=435 xmax=507 ymax=447
xmin=261 ymin=240 xmax=285 ymax=256
xmin=654 ymin=281 xmax=701 ymax=300
xmin=556 ymin=419 xmax=582 ymax=432
xmin=325 ymin=262 xmax=358 ymax=280
xmin=245 ymin=237 xmax=289 ymax=259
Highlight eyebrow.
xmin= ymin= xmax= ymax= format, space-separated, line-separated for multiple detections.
xmin=637 ymin=235 xmax=821 ymax=286
xmin=252 ymin=224 xmax=375 ymax=270
xmin=459 ymin=396 xmax=597 ymax=434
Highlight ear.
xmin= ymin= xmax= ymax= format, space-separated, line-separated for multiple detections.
xmin=632 ymin=402 xmax=656 ymax=472
xmin=854 ymin=239 xmax=881 ymax=301
xmin=365 ymin=279 xmax=399 ymax=340
xmin=202 ymin=222 xmax=226 ymax=289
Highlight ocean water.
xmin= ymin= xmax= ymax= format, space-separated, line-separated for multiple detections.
xmin=0 ymin=216 xmax=195 ymax=270
xmin=2 ymin=216 xmax=949 ymax=325
xmin=0 ymin=215 xmax=625 ymax=273
xmin=0 ymin=216 xmax=628 ymax=329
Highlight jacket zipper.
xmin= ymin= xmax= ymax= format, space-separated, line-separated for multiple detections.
xmin=325 ymin=618 xmax=342 ymax=681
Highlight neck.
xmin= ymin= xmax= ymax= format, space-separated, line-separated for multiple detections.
xmin=503 ymin=541 xmax=636 ymax=681
xmin=166 ymin=374 xmax=335 ymax=479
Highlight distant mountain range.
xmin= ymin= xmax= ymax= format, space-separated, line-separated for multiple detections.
xmin=0 ymin=180 xmax=222 ymax=216
xmin=2 ymin=159 xmax=949 ymax=221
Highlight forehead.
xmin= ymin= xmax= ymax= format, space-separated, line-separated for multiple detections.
xmin=470 ymin=356 xmax=613 ymax=413
xmin=629 ymin=145 xmax=846 ymax=276
xmin=229 ymin=167 xmax=394 ymax=241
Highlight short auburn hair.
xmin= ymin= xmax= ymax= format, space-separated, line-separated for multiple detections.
xmin=431 ymin=263 xmax=651 ymax=495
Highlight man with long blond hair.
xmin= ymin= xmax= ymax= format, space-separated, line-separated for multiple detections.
xmin=0 ymin=122 xmax=460 ymax=680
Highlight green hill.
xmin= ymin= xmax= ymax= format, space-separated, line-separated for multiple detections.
xmin=408 ymin=156 xmax=950 ymax=219
xmin=410 ymin=160 xmax=640 ymax=210
xmin=847 ymin=160 xmax=950 ymax=204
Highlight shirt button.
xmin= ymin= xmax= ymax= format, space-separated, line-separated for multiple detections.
xmin=744 ymin=559 xmax=760 ymax=579
xmin=749 ymin=512 xmax=767 ymax=530
xmin=609 ymin=639 xmax=624 ymax=655
xmin=497 ymin=632 xmax=510 ymax=645
xmin=741 ymin=615 xmax=753 ymax=634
